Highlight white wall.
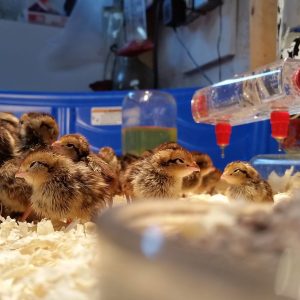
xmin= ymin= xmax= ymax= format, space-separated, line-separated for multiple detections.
xmin=0 ymin=20 xmax=103 ymax=92
xmin=0 ymin=0 xmax=250 ymax=92
xmin=158 ymin=0 xmax=250 ymax=88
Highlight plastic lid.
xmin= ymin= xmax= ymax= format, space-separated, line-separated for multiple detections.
xmin=293 ymin=69 xmax=300 ymax=91
xmin=191 ymin=93 xmax=208 ymax=122
xmin=215 ymin=122 xmax=232 ymax=146
xmin=270 ymin=110 xmax=290 ymax=139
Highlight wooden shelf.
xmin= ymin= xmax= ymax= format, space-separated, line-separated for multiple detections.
xmin=250 ymin=0 xmax=278 ymax=70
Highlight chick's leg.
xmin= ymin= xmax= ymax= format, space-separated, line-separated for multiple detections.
xmin=20 ymin=205 xmax=33 ymax=222
xmin=125 ymin=193 xmax=132 ymax=203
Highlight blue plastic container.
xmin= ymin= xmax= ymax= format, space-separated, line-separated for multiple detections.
xmin=0 ymin=88 xmax=279 ymax=170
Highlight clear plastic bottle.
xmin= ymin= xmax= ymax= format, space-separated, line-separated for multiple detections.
xmin=122 ymin=90 xmax=177 ymax=156
xmin=191 ymin=59 xmax=300 ymax=126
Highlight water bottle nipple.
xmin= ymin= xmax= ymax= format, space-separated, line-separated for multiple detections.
xmin=215 ymin=122 xmax=232 ymax=159
xmin=275 ymin=137 xmax=284 ymax=152
xmin=220 ymin=146 xmax=226 ymax=159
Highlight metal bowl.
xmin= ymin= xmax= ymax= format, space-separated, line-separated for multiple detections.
xmin=97 ymin=201 xmax=288 ymax=300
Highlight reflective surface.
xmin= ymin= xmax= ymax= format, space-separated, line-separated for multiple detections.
xmin=97 ymin=201 xmax=290 ymax=300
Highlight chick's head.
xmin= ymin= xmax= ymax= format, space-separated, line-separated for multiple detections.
xmin=191 ymin=151 xmax=214 ymax=176
xmin=0 ymin=112 xmax=19 ymax=128
xmin=153 ymin=141 xmax=182 ymax=152
xmin=221 ymin=161 xmax=260 ymax=185
xmin=98 ymin=146 xmax=116 ymax=162
xmin=16 ymin=151 xmax=72 ymax=186
xmin=19 ymin=112 xmax=59 ymax=146
xmin=152 ymin=149 xmax=199 ymax=177
xmin=52 ymin=134 xmax=89 ymax=161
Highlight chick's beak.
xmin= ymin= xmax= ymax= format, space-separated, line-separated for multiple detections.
xmin=187 ymin=162 xmax=200 ymax=172
xmin=220 ymin=172 xmax=229 ymax=181
xmin=15 ymin=171 xmax=27 ymax=179
xmin=51 ymin=140 xmax=61 ymax=149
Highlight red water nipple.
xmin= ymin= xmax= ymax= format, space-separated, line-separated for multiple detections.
xmin=270 ymin=110 xmax=290 ymax=151
xmin=215 ymin=122 xmax=232 ymax=158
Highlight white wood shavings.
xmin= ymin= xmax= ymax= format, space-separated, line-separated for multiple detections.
xmin=184 ymin=193 xmax=230 ymax=204
xmin=0 ymin=218 xmax=100 ymax=300
xmin=268 ymin=167 xmax=295 ymax=194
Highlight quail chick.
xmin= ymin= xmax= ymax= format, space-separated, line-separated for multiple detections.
xmin=123 ymin=146 xmax=199 ymax=201
xmin=17 ymin=112 xmax=59 ymax=152
xmin=139 ymin=142 xmax=182 ymax=159
xmin=0 ymin=112 xmax=20 ymax=165
xmin=182 ymin=151 xmax=215 ymax=194
xmin=0 ymin=112 xmax=59 ymax=217
xmin=120 ymin=143 xmax=184 ymax=198
xmin=221 ymin=161 xmax=273 ymax=203
xmin=98 ymin=146 xmax=120 ymax=173
xmin=0 ymin=112 xmax=19 ymax=135
xmin=118 ymin=153 xmax=140 ymax=171
xmin=15 ymin=150 xmax=110 ymax=222
xmin=196 ymin=168 xmax=229 ymax=195
xmin=52 ymin=134 xmax=118 ymax=203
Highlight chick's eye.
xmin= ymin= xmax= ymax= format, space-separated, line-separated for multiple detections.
xmin=233 ymin=169 xmax=240 ymax=174
xmin=29 ymin=161 xmax=37 ymax=168
xmin=29 ymin=161 xmax=49 ymax=170
xmin=40 ymin=122 xmax=51 ymax=129
xmin=166 ymin=158 xmax=184 ymax=165
xmin=66 ymin=144 xmax=74 ymax=148
xmin=175 ymin=158 xmax=184 ymax=164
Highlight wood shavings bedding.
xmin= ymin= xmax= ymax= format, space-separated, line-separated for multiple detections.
xmin=0 ymin=185 xmax=294 ymax=300
xmin=0 ymin=217 xmax=100 ymax=300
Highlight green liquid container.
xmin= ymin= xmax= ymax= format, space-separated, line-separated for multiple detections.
xmin=122 ymin=90 xmax=177 ymax=156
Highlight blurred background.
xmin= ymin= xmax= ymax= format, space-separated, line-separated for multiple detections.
xmin=0 ymin=0 xmax=258 ymax=92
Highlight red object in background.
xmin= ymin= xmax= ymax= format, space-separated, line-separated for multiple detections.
xmin=215 ymin=122 xmax=232 ymax=146
xmin=215 ymin=122 xmax=232 ymax=158
xmin=270 ymin=111 xmax=290 ymax=141
xmin=282 ymin=118 xmax=300 ymax=152
xmin=116 ymin=39 xmax=154 ymax=57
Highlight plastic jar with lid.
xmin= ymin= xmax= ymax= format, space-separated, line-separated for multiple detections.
xmin=122 ymin=90 xmax=177 ymax=156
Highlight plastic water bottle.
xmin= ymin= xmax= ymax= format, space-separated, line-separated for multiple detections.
xmin=122 ymin=90 xmax=177 ymax=156
xmin=191 ymin=59 xmax=300 ymax=126
xmin=191 ymin=59 xmax=300 ymax=156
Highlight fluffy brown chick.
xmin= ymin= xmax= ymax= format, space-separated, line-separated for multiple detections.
xmin=98 ymin=146 xmax=120 ymax=173
xmin=118 ymin=153 xmax=140 ymax=171
xmin=0 ymin=112 xmax=20 ymax=165
xmin=182 ymin=151 xmax=215 ymax=194
xmin=120 ymin=143 xmax=185 ymax=198
xmin=0 ymin=112 xmax=19 ymax=134
xmin=196 ymin=168 xmax=228 ymax=195
xmin=0 ymin=112 xmax=59 ymax=216
xmin=16 ymin=151 xmax=110 ymax=222
xmin=52 ymin=134 xmax=118 ymax=203
xmin=221 ymin=161 xmax=273 ymax=203
xmin=123 ymin=147 xmax=199 ymax=201
xmin=18 ymin=112 xmax=59 ymax=152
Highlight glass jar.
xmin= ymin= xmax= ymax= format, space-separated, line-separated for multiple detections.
xmin=122 ymin=90 xmax=177 ymax=155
